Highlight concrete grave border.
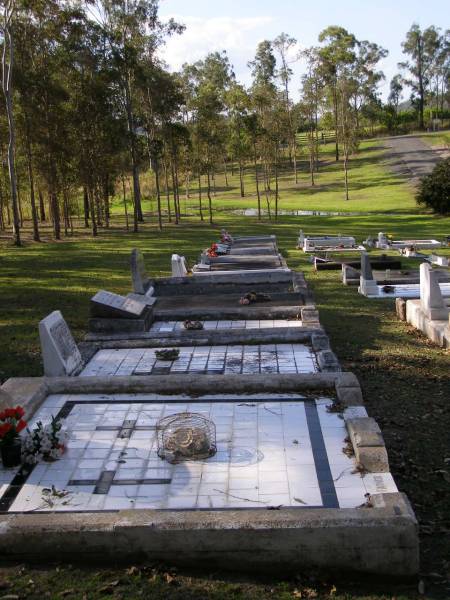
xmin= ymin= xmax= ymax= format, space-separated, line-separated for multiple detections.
xmin=0 ymin=372 xmax=418 ymax=576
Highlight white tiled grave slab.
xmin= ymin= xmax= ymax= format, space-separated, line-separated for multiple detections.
xmin=0 ymin=394 xmax=397 ymax=513
xmin=80 ymin=344 xmax=318 ymax=376
xmin=369 ymin=282 xmax=450 ymax=299
xmin=151 ymin=319 xmax=304 ymax=333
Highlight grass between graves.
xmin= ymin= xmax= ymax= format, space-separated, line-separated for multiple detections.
xmin=0 ymin=136 xmax=449 ymax=598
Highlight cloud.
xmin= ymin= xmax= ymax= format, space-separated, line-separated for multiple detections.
xmin=158 ymin=15 xmax=275 ymax=76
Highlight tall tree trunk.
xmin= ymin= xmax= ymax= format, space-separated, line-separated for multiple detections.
xmin=223 ymin=159 xmax=229 ymax=187
xmin=38 ymin=188 xmax=46 ymax=221
xmin=63 ymin=189 xmax=70 ymax=236
xmin=124 ymin=75 xmax=143 ymax=223
xmin=333 ymin=84 xmax=339 ymax=161
xmin=253 ymin=142 xmax=261 ymax=220
xmin=170 ymin=161 xmax=179 ymax=225
xmin=238 ymin=158 xmax=244 ymax=197
xmin=163 ymin=158 xmax=171 ymax=222
xmin=343 ymin=151 xmax=349 ymax=201
xmin=83 ymin=186 xmax=89 ymax=227
xmin=88 ymin=186 xmax=97 ymax=237
xmin=103 ymin=175 xmax=110 ymax=228
xmin=154 ymin=156 xmax=162 ymax=231
xmin=25 ymin=121 xmax=40 ymax=241
xmin=274 ymin=148 xmax=279 ymax=221
xmin=1 ymin=21 xmax=21 ymax=246
xmin=206 ymin=167 xmax=213 ymax=225
xmin=121 ymin=174 xmax=129 ymax=231
xmin=197 ymin=171 xmax=204 ymax=222
xmin=51 ymin=190 xmax=61 ymax=240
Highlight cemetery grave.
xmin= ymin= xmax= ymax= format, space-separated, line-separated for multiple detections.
xmin=374 ymin=231 xmax=442 ymax=251
xmin=297 ymin=230 xmax=364 ymax=253
xmin=399 ymin=262 xmax=450 ymax=347
xmin=0 ymin=233 xmax=418 ymax=576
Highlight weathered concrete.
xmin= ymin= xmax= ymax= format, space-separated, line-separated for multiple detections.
xmin=38 ymin=311 xmax=83 ymax=377
xmin=406 ymin=299 xmax=450 ymax=347
xmin=395 ymin=297 xmax=407 ymax=321
xmin=83 ymin=326 xmax=322 ymax=347
xmin=346 ymin=418 xmax=389 ymax=473
xmin=0 ymin=493 xmax=419 ymax=576
xmin=154 ymin=304 xmax=303 ymax=321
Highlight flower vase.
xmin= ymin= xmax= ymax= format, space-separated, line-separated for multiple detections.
xmin=1 ymin=437 xmax=22 ymax=468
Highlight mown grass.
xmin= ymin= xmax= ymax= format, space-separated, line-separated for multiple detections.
xmin=0 ymin=136 xmax=449 ymax=598
xmin=110 ymin=139 xmax=420 ymax=215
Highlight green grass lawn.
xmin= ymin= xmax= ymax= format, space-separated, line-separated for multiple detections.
xmin=0 ymin=139 xmax=449 ymax=598
xmin=111 ymin=139 xmax=420 ymax=216
xmin=416 ymin=130 xmax=450 ymax=149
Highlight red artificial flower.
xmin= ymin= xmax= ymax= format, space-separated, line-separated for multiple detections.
xmin=0 ymin=411 xmax=5 ymax=421
xmin=15 ymin=406 xmax=25 ymax=418
xmin=0 ymin=423 xmax=12 ymax=438
xmin=16 ymin=420 xmax=26 ymax=433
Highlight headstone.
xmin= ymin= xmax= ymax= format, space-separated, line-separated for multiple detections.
xmin=38 ymin=311 xmax=83 ymax=376
xmin=430 ymin=254 xmax=449 ymax=267
xmin=90 ymin=290 xmax=147 ymax=319
xmin=377 ymin=232 xmax=388 ymax=248
xmin=297 ymin=230 xmax=305 ymax=247
xmin=419 ymin=263 xmax=449 ymax=320
xmin=131 ymin=249 xmax=153 ymax=295
xmin=359 ymin=252 xmax=378 ymax=296
xmin=171 ymin=254 xmax=188 ymax=278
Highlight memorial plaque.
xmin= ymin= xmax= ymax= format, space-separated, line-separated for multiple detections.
xmin=91 ymin=290 xmax=147 ymax=319
xmin=39 ymin=311 xmax=83 ymax=376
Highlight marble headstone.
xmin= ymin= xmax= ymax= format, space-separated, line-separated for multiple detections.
xmin=91 ymin=290 xmax=147 ymax=319
xmin=377 ymin=232 xmax=388 ymax=248
xmin=419 ymin=263 xmax=449 ymax=320
xmin=171 ymin=254 xmax=188 ymax=278
xmin=359 ymin=252 xmax=378 ymax=296
xmin=39 ymin=311 xmax=83 ymax=376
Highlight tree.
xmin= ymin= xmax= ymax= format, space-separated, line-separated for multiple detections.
xmin=0 ymin=0 xmax=21 ymax=245
xmin=273 ymin=32 xmax=299 ymax=183
xmin=416 ymin=158 xmax=450 ymax=215
xmin=318 ymin=26 xmax=356 ymax=161
xmin=399 ymin=24 xmax=441 ymax=129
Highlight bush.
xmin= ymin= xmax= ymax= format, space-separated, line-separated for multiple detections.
xmin=416 ymin=158 xmax=450 ymax=215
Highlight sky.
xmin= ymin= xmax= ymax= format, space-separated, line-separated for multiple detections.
xmin=157 ymin=0 xmax=449 ymax=101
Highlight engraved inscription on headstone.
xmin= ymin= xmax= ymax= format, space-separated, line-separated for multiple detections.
xmin=91 ymin=290 xmax=147 ymax=319
xmin=49 ymin=320 xmax=78 ymax=361
xmin=39 ymin=311 xmax=83 ymax=377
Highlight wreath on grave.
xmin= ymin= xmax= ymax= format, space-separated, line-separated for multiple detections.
xmin=238 ymin=291 xmax=272 ymax=305
xmin=155 ymin=348 xmax=180 ymax=361
xmin=207 ymin=243 xmax=218 ymax=258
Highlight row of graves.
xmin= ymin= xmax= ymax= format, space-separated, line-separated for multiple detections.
xmin=0 ymin=231 xmax=419 ymax=576
xmin=298 ymin=229 xmax=450 ymax=348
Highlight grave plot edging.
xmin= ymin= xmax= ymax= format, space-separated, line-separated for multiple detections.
xmin=0 ymin=492 xmax=418 ymax=576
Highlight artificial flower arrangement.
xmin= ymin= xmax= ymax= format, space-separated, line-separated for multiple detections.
xmin=0 ymin=406 xmax=27 ymax=468
xmin=21 ymin=416 xmax=69 ymax=466
xmin=206 ymin=243 xmax=218 ymax=258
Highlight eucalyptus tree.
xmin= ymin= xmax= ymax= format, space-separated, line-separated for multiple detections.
xmin=347 ymin=40 xmax=388 ymax=131
xmin=399 ymin=24 xmax=441 ymax=129
xmin=0 ymin=0 xmax=21 ymax=245
xmin=225 ymin=82 xmax=251 ymax=197
xmin=299 ymin=49 xmax=324 ymax=186
xmin=317 ymin=26 xmax=356 ymax=161
xmin=89 ymin=0 xmax=183 ymax=227
xmin=273 ymin=32 xmax=299 ymax=182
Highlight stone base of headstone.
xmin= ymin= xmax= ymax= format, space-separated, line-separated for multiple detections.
xmin=89 ymin=308 xmax=154 ymax=334
xmin=126 ymin=292 xmax=157 ymax=308
xmin=358 ymin=277 xmax=379 ymax=296
xmin=395 ymin=297 xmax=407 ymax=321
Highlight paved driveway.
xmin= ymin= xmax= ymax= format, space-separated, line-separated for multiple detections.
xmin=384 ymin=134 xmax=445 ymax=183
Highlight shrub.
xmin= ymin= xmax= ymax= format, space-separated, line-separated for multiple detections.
xmin=416 ymin=158 xmax=450 ymax=215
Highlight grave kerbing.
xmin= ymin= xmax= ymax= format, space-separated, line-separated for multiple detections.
xmin=171 ymin=254 xmax=188 ymax=278
xmin=39 ymin=311 xmax=83 ymax=376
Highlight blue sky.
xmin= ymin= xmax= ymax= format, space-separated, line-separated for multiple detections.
xmin=158 ymin=0 xmax=449 ymax=100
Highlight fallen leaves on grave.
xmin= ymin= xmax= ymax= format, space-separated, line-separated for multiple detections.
xmin=97 ymin=580 xmax=120 ymax=593
xmin=293 ymin=497 xmax=307 ymax=505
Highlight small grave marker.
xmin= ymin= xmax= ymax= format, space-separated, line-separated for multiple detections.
xmin=419 ymin=263 xmax=449 ymax=320
xmin=39 ymin=311 xmax=83 ymax=376
xmin=91 ymin=290 xmax=147 ymax=319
